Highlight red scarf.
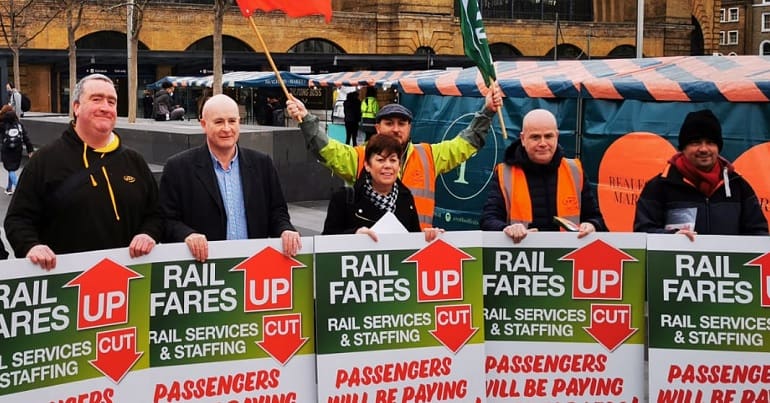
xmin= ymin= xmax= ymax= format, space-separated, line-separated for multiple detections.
xmin=671 ymin=153 xmax=723 ymax=196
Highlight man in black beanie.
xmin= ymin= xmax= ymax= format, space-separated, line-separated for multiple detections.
xmin=634 ymin=109 xmax=767 ymax=240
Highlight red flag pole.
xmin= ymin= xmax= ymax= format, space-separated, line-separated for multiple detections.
xmin=245 ymin=15 xmax=301 ymax=122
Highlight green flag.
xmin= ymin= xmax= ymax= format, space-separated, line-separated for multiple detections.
xmin=459 ymin=0 xmax=496 ymax=87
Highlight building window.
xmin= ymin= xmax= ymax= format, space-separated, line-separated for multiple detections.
xmin=460 ymin=0 xmax=593 ymax=22
xmin=728 ymin=8 xmax=739 ymax=22
xmin=720 ymin=8 xmax=726 ymax=22
xmin=761 ymin=41 xmax=770 ymax=55
xmin=727 ymin=31 xmax=739 ymax=45
xmin=719 ymin=31 xmax=726 ymax=45
xmin=763 ymin=13 xmax=770 ymax=32
xmin=288 ymin=39 xmax=344 ymax=54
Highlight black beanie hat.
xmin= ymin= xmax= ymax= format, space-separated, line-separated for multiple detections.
xmin=678 ymin=109 xmax=723 ymax=151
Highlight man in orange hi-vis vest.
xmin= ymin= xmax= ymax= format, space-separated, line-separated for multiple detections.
xmin=480 ymin=109 xmax=606 ymax=243
xmin=287 ymin=85 xmax=503 ymax=231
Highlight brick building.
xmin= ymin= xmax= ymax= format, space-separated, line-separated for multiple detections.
xmin=718 ymin=0 xmax=770 ymax=55
xmin=1 ymin=0 xmax=720 ymax=115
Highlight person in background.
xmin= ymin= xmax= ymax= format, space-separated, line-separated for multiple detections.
xmin=360 ymin=87 xmax=379 ymax=142
xmin=322 ymin=134 xmax=443 ymax=242
xmin=159 ymin=94 xmax=301 ymax=262
xmin=6 ymin=82 xmax=22 ymax=117
xmin=0 ymin=106 xmax=34 ymax=195
xmin=196 ymin=88 xmax=213 ymax=121
xmin=154 ymin=81 xmax=185 ymax=121
xmin=142 ymin=89 xmax=154 ymax=118
xmin=481 ymin=109 xmax=606 ymax=243
xmin=286 ymin=84 xmax=503 ymax=231
xmin=268 ymin=96 xmax=285 ymax=127
xmin=634 ymin=109 xmax=768 ymax=240
xmin=263 ymin=96 xmax=285 ymax=126
xmin=343 ymin=89 xmax=361 ymax=146
xmin=4 ymin=73 xmax=162 ymax=270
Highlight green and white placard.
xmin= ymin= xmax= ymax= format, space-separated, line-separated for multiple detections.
xmin=314 ymin=231 xmax=486 ymax=402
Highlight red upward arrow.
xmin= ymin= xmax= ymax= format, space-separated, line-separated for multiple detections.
xmin=403 ymin=239 xmax=475 ymax=302
xmin=232 ymin=246 xmax=306 ymax=312
xmin=257 ymin=313 xmax=308 ymax=365
xmin=746 ymin=252 xmax=770 ymax=307
xmin=89 ymin=327 xmax=143 ymax=384
xmin=64 ymin=258 xmax=143 ymax=330
xmin=560 ymin=239 xmax=637 ymax=300
xmin=583 ymin=304 xmax=637 ymax=352
xmin=429 ymin=304 xmax=477 ymax=354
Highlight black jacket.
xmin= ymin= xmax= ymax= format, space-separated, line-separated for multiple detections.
xmin=634 ymin=157 xmax=768 ymax=235
xmin=159 ymin=144 xmax=296 ymax=242
xmin=153 ymin=91 xmax=173 ymax=117
xmin=480 ymin=139 xmax=606 ymax=232
xmin=1 ymin=120 xmax=34 ymax=171
xmin=4 ymin=125 xmax=163 ymax=256
xmin=343 ymin=96 xmax=361 ymax=125
xmin=322 ymin=175 xmax=421 ymax=235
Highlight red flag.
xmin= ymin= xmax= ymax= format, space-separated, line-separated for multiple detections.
xmin=236 ymin=0 xmax=332 ymax=23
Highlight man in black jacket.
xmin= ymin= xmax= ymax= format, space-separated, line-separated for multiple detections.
xmin=481 ymin=109 xmax=606 ymax=243
xmin=634 ymin=109 xmax=768 ymax=240
xmin=4 ymin=74 xmax=162 ymax=269
xmin=342 ymin=90 xmax=361 ymax=146
xmin=159 ymin=94 xmax=300 ymax=262
xmin=154 ymin=81 xmax=185 ymax=121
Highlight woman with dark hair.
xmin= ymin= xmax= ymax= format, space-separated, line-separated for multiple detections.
xmin=0 ymin=106 xmax=33 ymax=195
xmin=322 ymin=134 xmax=443 ymax=241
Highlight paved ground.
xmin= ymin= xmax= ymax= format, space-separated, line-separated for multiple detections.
xmin=0 ymin=162 xmax=329 ymax=259
xmin=287 ymin=199 xmax=329 ymax=236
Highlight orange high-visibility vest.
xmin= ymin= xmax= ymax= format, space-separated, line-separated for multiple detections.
xmin=356 ymin=143 xmax=435 ymax=229
xmin=496 ymin=158 xmax=583 ymax=227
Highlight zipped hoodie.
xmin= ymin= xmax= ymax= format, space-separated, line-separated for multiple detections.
xmin=4 ymin=124 xmax=163 ymax=256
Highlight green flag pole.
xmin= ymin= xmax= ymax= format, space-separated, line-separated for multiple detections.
xmin=493 ymin=80 xmax=508 ymax=139
xmin=460 ymin=0 xmax=507 ymax=138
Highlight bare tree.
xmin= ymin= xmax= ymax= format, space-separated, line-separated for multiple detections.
xmin=0 ymin=0 xmax=61 ymax=94
xmin=53 ymin=0 xmax=85 ymax=117
xmin=212 ymin=0 xmax=230 ymax=95
xmin=107 ymin=0 xmax=151 ymax=122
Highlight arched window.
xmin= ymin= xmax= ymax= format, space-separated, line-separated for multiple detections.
xmin=761 ymin=41 xmax=770 ymax=56
xmin=544 ymin=44 xmax=585 ymax=60
xmin=607 ymin=45 xmax=636 ymax=58
xmin=77 ymin=31 xmax=148 ymax=50
xmin=489 ymin=43 xmax=522 ymax=59
xmin=186 ymin=35 xmax=254 ymax=52
xmin=415 ymin=46 xmax=436 ymax=55
xmin=288 ymin=38 xmax=344 ymax=54
xmin=690 ymin=16 xmax=704 ymax=55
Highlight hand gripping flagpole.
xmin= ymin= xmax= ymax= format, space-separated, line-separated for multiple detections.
xmin=245 ymin=15 xmax=302 ymax=122
xmin=492 ymin=78 xmax=508 ymax=139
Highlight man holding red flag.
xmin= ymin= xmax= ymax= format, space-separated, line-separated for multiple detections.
xmin=286 ymin=87 xmax=503 ymax=230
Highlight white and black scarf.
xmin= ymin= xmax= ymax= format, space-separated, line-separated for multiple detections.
xmin=364 ymin=173 xmax=398 ymax=213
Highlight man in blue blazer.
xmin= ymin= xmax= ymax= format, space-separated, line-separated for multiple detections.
xmin=159 ymin=94 xmax=301 ymax=261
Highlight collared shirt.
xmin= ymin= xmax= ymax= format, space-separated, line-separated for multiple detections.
xmin=211 ymin=147 xmax=248 ymax=240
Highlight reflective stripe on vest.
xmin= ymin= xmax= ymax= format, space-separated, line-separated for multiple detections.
xmin=356 ymin=143 xmax=436 ymax=229
xmin=497 ymin=158 xmax=583 ymax=228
